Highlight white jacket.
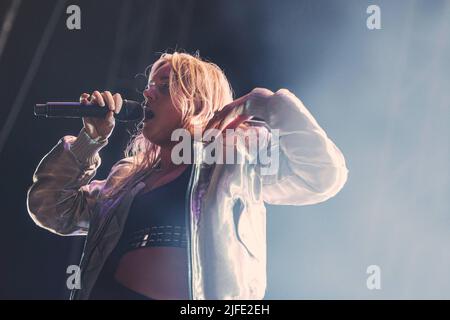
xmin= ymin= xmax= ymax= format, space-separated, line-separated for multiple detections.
xmin=27 ymin=89 xmax=348 ymax=299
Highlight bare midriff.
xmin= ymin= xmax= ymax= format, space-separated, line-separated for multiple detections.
xmin=114 ymin=247 xmax=189 ymax=300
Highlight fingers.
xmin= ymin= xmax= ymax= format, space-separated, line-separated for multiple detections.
xmin=251 ymin=87 xmax=274 ymax=98
xmin=80 ymin=93 xmax=90 ymax=104
xmin=219 ymin=88 xmax=269 ymax=113
xmin=106 ymin=109 xmax=115 ymax=122
xmin=223 ymin=114 xmax=253 ymax=131
xmin=214 ymin=91 xmax=253 ymax=120
xmin=274 ymin=88 xmax=291 ymax=98
xmin=113 ymin=93 xmax=123 ymax=114
xmin=210 ymin=87 xmax=275 ymax=128
xmin=91 ymin=90 xmax=105 ymax=106
xmin=225 ymin=92 xmax=252 ymax=110
xmin=80 ymin=90 xmax=123 ymax=119
xmin=102 ymin=91 xmax=115 ymax=112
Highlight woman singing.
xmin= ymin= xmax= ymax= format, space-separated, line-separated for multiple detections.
xmin=27 ymin=51 xmax=348 ymax=300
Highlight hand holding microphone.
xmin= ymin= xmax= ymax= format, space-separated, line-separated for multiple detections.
xmin=80 ymin=90 xmax=121 ymax=141
xmin=34 ymin=91 xmax=153 ymax=141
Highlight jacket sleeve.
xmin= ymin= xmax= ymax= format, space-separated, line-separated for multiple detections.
xmin=26 ymin=128 xmax=110 ymax=236
xmin=248 ymin=89 xmax=349 ymax=206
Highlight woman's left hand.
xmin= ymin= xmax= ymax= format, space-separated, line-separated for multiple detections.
xmin=206 ymin=88 xmax=276 ymax=132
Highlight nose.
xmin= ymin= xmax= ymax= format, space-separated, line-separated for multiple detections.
xmin=143 ymin=84 xmax=157 ymax=101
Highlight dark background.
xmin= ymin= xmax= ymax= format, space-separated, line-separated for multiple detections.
xmin=1 ymin=0 xmax=449 ymax=299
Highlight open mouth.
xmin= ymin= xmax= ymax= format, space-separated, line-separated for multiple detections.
xmin=144 ymin=109 xmax=155 ymax=120
xmin=141 ymin=100 xmax=155 ymax=121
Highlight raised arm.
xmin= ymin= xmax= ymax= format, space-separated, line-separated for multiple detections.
xmin=27 ymin=128 xmax=109 ymax=236
xmin=252 ymin=89 xmax=348 ymax=205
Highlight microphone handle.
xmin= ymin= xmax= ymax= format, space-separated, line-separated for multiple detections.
xmin=34 ymin=100 xmax=144 ymax=122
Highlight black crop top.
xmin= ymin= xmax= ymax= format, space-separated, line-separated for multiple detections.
xmin=89 ymin=163 xmax=192 ymax=299
xmin=118 ymin=163 xmax=193 ymax=251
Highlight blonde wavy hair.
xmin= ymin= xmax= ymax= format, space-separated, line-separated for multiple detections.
xmin=104 ymin=51 xmax=235 ymax=199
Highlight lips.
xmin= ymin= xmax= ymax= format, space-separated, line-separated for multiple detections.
xmin=143 ymin=101 xmax=156 ymax=120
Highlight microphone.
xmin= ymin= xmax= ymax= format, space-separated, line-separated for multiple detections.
xmin=34 ymin=100 xmax=152 ymax=122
